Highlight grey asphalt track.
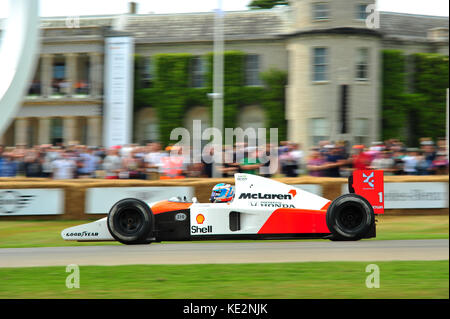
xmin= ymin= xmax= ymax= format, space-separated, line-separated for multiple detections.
xmin=0 ymin=239 xmax=448 ymax=268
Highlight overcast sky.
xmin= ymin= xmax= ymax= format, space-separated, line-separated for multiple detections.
xmin=0 ymin=0 xmax=449 ymax=17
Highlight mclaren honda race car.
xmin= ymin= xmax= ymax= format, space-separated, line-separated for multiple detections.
xmin=61 ymin=171 xmax=384 ymax=244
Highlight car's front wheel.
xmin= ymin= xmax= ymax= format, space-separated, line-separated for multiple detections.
xmin=107 ymin=198 xmax=154 ymax=245
xmin=326 ymin=194 xmax=374 ymax=241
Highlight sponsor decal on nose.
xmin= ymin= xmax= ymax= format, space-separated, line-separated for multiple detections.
xmin=363 ymin=172 xmax=375 ymax=188
xmin=196 ymin=214 xmax=205 ymax=224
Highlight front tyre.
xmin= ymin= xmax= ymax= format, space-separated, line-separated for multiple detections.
xmin=326 ymin=194 xmax=374 ymax=241
xmin=107 ymin=198 xmax=154 ymax=245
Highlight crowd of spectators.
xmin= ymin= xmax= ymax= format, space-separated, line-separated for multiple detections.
xmin=306 ymin=138 xmax=448 ymax=177
xmin=0 ymin=137 xmax=448 ymax=180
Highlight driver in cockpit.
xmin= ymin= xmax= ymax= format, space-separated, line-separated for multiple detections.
xmin=210 ymin=183 xmax=234 ymax=203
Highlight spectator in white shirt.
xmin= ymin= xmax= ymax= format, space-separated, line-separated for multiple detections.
xmin=102 ymin=147 xmax=122 ymax=179
xmin=51 ymin=152 xmax=76 ymax=179
xmin=370 ymin=150 xmax=396 ymax=175
xmin=144 ymin=142 xmax=166 ymax=179
xmin=402 ymin=148 xmax=420 ymax=175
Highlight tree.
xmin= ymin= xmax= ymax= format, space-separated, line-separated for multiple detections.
xmin=248 ymin=0 xmax=289 ymax=10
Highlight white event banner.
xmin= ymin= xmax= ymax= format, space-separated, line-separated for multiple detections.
xmin=103 ymin=36 xmax=134 ymax=148
xmin=0 ymin=188 xmax=64 ymax=216
xmin=86 ymin=186 xmax=195 ymax=214
xmin=342 ymin=182 xmax=449 ymax=209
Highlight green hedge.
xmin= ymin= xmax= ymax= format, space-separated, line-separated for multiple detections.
xmin=261 ymin=69 xmax=288 ymax=142
xmin=381 ymin=50 xmax=407 ymax=141
xmin=412 ymin=53 xmax=449 ymax=142
xmin=381 ymin=50 xmax=449 ymax=145
xmin=134 ymin=52 xmax=287 ymax=146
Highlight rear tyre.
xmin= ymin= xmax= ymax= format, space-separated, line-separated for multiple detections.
xmin=107 ymin=198 xmax=154 ymax=245
xmin=326 ymin=194 xmax=374 ymax=241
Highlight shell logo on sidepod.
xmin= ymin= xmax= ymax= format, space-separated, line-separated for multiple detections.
xmin=196 ymin=214 xmax=205 ymax=224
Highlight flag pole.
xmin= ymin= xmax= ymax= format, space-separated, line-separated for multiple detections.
xmin=446 ymin=88 xmax=449 ymax=161
xmin=212 ymin=0 xmax=224 ymax=178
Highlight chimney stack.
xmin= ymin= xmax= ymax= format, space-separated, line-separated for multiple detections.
xmin=129 ymin=2 xmax=137 ymax=14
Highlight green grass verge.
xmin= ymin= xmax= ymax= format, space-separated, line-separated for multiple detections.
xmin=0 ymin=261 xmax=447 ymax=299
xmin=371 ymin=215 xmax=449 ymax=241
xmin=0 ymin=220 xmax=118 ymax=248
xmin=0 ymin=215 xmax=447 ymax=248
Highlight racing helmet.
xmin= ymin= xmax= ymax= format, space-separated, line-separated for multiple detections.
xmin=210 ymin=183 xmax=234 ymax=203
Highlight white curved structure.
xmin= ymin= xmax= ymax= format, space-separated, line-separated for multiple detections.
xmin=0 ymin=0 xmax=40 ymax=137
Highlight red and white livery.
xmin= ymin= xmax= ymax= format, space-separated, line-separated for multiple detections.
xmin=62 ymin=171 xmax=384 ymax=244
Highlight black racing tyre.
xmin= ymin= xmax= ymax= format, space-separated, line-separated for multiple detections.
xmin=107 ymin=198 xmax=154 ymax=245
xmin=326 ymin=194 xmax=374 ymax=241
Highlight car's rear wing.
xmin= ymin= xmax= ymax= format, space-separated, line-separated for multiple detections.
xmin=348 ymin=170 xmax=384 ymax=214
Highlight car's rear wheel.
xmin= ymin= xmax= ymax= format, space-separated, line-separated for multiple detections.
xmin=326 ymin=194 xmax=374 ymax=241
xmin=107 ymin=198 xmax=154 ymax=245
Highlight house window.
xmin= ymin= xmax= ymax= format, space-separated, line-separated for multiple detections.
xmin=312 ymin=2 xmax=330 ymax=20
xmin=245 ymin=54 xmax=261 ymax=86
xmin=356 ymin=4 xmax=368 ymax=20
xmin=312 ymin=47 xmax=328 ymax=82
xmin=191 ymin=56 xmax=205 ymax=88
xmin=355 ymin=48 xmax=369 ymax=80
xmin=144 ymin=122 xmax=160 ymax=143
xmin=354 ymin=118 xmax=369 ymax=145
xmin=310 ymin=118 xmax=328 ymax=146
xmin=142 ymin=56 xmax=153 ymax=88
xmin=50 ymin=118 xmax=63 ymax=144
xmin=53 ymin=64 xmax=65 ymax=80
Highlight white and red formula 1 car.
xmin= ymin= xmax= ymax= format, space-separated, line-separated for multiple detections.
xmin=61 ymin=171 xmax=384 ymax=244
